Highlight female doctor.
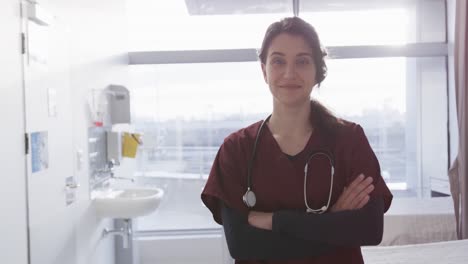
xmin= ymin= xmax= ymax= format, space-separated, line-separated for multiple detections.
xmin=201 ymin=16 xmax=393 ymax=264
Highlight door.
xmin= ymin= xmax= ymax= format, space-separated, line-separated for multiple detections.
xmin=21 ymin=2 xmax=78 ymax=264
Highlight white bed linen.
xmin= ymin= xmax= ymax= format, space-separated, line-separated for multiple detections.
xmin=381 ymin=197 xmax=457 ymax=245
xmin=362 ymin=239 xmax=468 ymax=264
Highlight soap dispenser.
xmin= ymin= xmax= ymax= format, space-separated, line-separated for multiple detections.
xmin=106 ymin=85 xmax=131 ymax=125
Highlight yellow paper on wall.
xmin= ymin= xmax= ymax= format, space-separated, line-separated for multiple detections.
xmin=122 ymin=133 xmax=141 ymax=158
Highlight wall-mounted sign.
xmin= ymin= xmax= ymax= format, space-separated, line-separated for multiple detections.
xmin=31 ymin=131 xmax=49 ymax=173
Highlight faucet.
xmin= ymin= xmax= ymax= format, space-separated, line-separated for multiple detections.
xmin=106 ymin=159 xmax=135 ymax=183
xmin=106 ymin=159 xmax=119 ymax=172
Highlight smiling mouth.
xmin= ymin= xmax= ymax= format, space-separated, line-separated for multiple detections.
xmin=279 ymin=85 xmax=302 ymax=89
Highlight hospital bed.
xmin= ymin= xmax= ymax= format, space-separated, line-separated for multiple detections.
xmin=362 ymin=239 xmax=468 ymax=264
xmin=380 ymin=197 xmax=457 ymax=246
xmin=362 ymin=197 xmax=467 ymax=263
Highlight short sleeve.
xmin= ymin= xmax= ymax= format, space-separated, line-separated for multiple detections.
xmin=349 ymin=125 xmax=393 ymax=212
xmin=201 ymin=138 xmax=248 ymax=224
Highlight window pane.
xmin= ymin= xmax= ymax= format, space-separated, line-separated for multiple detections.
xmin=300 ymin=0 xmax=446 ymax=46
xmin=130 ymin=63 xmax=271 ymax=122
xmin=315 ymin=57 xmax=448 ymax=198
xmin=301 ymin=9 xmax=411 ymax=46
xmin=131 ymin=57 xmax=448 ymax=231
xmin=131 ymin=62 xmax=271 ymax=231
xmin=126 ymin=0 xmax=291 ymax=51
xmin=126 ymin=0 xmax=445 ymax=51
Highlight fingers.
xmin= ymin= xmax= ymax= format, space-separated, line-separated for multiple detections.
xmin=340 ymin=174 xmax=374 ymax=209
xmin=348 ymin=175 xmax=374 ymax=209
xmin=248 ymin=211 xmax=273 ymax=230
xmin=349 ymin=183 xmax=374 ymax=209
xmin=349 ymin=174 xmax=373 ymax=197
xmin=330 ymin=174 xmax=376 ymax=212
xmin=331 ymin=186 xmax=353 ymax=212
xmin=348 ymin=176 xmax=372 ymax=197
xmin=347 ymin=173 xmax=366 ymax=191
xmin=354 ymin=194 xmax=370 ymax=209
xmin=339 ymin=175 xmax=368 ymax=207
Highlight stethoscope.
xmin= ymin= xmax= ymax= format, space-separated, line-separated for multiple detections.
xmin=243 ymin=115 xmax=335 ymax=214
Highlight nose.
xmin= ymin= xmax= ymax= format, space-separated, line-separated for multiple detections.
xmin=283 ymin=62 xmax=296 ymax=79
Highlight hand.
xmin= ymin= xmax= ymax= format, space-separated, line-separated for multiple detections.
xmin=330 ymin=173 xmax=374 ymax=212
xmin=248 ymin=211 xmax=273 ymax=230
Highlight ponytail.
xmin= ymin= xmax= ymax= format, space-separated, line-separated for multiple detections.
xmin=310 ymin=100 xmax=344 ymax=138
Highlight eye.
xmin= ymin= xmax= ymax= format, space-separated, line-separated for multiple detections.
xmin=296 ymin=57 xmax=310 ymax=65
xmin=271 ymin=57 xmax=285 ymax=65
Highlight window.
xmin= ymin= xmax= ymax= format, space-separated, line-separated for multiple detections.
xmin=300 ymin=0 xmax=446 ymax=45
xmin=316 ymin=57 xmax=448 ymax=197
xmin=127 ymin=0 xmax=449 ymax=232
xmin=126 ymin=0 xmax=292 ymax=51
xmin=127 ymin=0 xmax=446 ymax=51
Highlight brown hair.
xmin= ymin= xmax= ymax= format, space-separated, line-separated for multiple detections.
xmin=258 ymin=16 xmax=328 ymax=85
xmin=310 ymin=99 xmax=344 ymax=138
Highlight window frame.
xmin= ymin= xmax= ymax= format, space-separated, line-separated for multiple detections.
xmin=128 ymin=4 xmax=453 ymax=262
xmin=128 ymin=0 xmax=451 ymax=232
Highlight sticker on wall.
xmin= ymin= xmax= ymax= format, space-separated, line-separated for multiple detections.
xmin=31 ymin=131 xmax=49 ymax=173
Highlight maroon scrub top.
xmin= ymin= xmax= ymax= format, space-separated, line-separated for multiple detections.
xmin=202 ymin=118 xmax=393 ymax=264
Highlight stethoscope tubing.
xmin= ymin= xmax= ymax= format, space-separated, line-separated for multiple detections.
xmin=244 ymin=115 xmax=335 ymax=213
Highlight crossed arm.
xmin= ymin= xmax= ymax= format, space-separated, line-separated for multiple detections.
xmin=221 ymin=174 xmax=383 ymax=260
xmin=221 ymin=204 xmax=333 ymax=260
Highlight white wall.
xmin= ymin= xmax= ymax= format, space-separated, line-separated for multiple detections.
xmin=0 ymin=0 xmax=129 ymax=263
xmin=0 ymin=0 xmax=29 ymax=263
xmin=48 ymin=0 xmax=130 ymax=263
xmin=65 ymin=0 xmax=130 ymax=263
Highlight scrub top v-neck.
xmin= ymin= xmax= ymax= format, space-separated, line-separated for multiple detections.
xmin=202 ymin=116 xmax=392 ymax=264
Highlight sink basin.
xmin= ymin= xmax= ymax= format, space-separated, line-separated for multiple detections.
xmin=93 ymin=188 xmax=164 ymax=219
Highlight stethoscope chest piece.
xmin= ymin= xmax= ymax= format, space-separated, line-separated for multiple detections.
xmin=243 ymin=189 xmax=256 ymax=208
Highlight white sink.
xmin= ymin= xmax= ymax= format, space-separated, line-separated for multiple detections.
xmin=93 ymin=188 xmax=164 ymax=219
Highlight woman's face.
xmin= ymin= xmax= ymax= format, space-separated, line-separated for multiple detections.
xmin=261 ymin=33 xmax=317 ymax=107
